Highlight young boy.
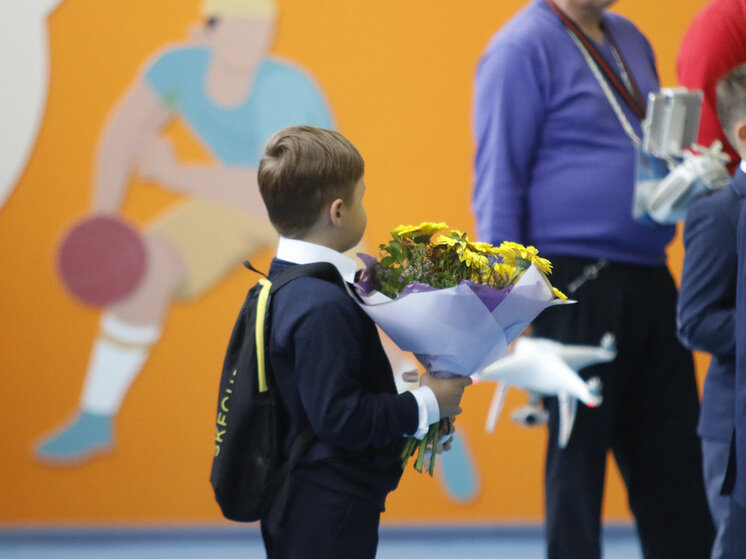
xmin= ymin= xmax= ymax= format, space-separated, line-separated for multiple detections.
xmin=256 ymin=125 xmax=471 ymax=558
xmin=678 ymin=63 xmax=746 ymax=559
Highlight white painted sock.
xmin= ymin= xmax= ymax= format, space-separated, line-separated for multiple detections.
xmin=80 ymin=314 xmax=161 ymax=415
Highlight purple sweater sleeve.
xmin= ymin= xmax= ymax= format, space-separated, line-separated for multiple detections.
xmin=473 ymin=42 xmax=546 ymax=245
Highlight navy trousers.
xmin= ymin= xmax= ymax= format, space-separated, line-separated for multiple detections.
xmin=701 ymin=437 xmax=735 ymax=559
xmin=729 ymin=498 xmax=746 ymax=557
xmin=261 ymin=475 xmax=380 ymax=559
xmin=533 ymin=256 xmax=714 ymax=559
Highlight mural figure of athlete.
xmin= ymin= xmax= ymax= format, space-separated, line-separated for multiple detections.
xmin=36 ymin=0 xmax=333 ymax=463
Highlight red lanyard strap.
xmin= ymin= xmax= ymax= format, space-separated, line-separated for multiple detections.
xmin=545 ymin=0 xmax=646 ymax=120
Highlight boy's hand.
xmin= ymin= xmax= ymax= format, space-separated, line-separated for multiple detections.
xmin=438 ymin=416 xmax=456 ymax=453
xmin=420 ymin=372 xmax=472 ymax=418
xmin=423 ymin=417 xmax=456 ymax=462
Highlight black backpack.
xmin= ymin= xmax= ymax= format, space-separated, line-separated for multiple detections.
xmin=210 ymin=261 xmax=344 ymax=525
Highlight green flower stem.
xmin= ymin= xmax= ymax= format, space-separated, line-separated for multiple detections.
xmin=414 ymin=432 xmax=429 ymax=473
xmin=400 ymin=436 xmax=418 ymax=469
xmin=401 ymin=421 xmax=442 ymax=476
xmin=427 ymin=422 xmax=439 ymax=476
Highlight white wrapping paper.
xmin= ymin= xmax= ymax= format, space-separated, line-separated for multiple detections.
xmin=356 ymin=264 xmax=569 ymax=376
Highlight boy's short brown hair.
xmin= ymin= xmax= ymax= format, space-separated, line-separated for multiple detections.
xmin=717 ymin=63 xmax=746 ymax=149
xmin=258 ymin=126 xmax=364 ymax=238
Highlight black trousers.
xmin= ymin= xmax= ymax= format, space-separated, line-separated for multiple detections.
xmin=532 ymin=256 xmax=714 ymax=559
xmin=261 ymin=475 xmax=380 ymax=559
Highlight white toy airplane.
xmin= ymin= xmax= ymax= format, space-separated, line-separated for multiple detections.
xmin=474 ymin=333 xmax=617 ymax=447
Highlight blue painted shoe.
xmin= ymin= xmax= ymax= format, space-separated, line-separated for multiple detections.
xmin=35 ymin=411 xmax=113 ymax=465
xmin=438 ymin=431 xmax=479 ymax=502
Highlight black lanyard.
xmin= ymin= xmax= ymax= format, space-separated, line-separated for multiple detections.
xmin=545 ymin=0 xmax=646 ymax=120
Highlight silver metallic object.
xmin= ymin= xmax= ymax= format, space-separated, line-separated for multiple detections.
xmin=641 ymin=88 xmax=703 ymax=160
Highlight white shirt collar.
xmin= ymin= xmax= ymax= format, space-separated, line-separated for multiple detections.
xmin=740 ymin=160 xmax=746 ymax=175
xmin=276 ymin=237 xmax=358 ymax=283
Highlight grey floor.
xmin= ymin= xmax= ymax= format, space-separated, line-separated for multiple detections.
xmin=0 ymin=525 xmax=642 ymax=558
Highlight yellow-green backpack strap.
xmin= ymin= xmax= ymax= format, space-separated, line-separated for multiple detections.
xmin=255 ymin=278 xmax=272 ymax=392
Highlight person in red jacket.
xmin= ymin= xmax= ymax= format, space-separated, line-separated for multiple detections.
xmin=677 ymin=0 xmax=746 ymax=175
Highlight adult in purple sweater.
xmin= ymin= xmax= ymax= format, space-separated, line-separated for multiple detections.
xmin=473 ymin=1 xmax=713 ymax=557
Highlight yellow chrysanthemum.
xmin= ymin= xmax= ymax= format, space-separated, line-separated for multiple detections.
xmin=434 ymin=234 xmax=460 ymax=247
xmin=495 ymin=241 xmax=552 ymax=275
xmin=392 ymin=222 xmax=448 ymax=238
xmin=468 ymin=240 xmax=500 ymax=256
xmin=391 ymin=224 xmax=419 ymax=236
xmin=479 ymin=262 xmax=510 ymax=287
xmin=553 ymin=287 xmax=568 ymax=301
xmin=533 ymin=256 xmax=553 ymax=275
xmin=459 ymin=249 xmax=489 ymax=268
xmin=496 ymin=241 xmax=533 ymax=260
xmin=492 ymin=262 xmax=516 ymax=281
xmin=419 ymin=221 xmax=449 ymax=236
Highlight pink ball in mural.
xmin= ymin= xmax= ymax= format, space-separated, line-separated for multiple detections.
xmin=57 ymin=216 xmax=147 ymax=306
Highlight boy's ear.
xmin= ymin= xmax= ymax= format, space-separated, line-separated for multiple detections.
xmin=329 ymin=198 xmax=344 ymax=227
xmin=736 ymin=120 xmax=746 ymax=145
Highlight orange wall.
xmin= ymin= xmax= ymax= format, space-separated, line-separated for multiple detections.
xmin=0 ymin=0 xmax=711 ymax=525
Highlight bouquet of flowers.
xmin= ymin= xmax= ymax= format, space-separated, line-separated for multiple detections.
xmin=354 ymin=222 xmax=568 ymax=475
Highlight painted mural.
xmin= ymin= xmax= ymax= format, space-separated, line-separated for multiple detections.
xmin=0 ymin=0 xmax=707 ymax=525
xmin=35 ymin=0 xmax=331 ymax=464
